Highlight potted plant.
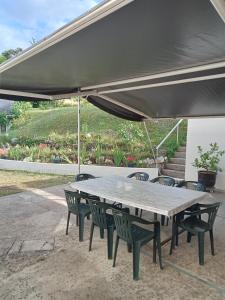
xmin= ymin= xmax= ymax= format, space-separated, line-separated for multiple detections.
xmin=193 ymin=143 xmax=225 ymax=188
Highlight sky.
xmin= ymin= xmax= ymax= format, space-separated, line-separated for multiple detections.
xmin=0 ymin=0 xmax=101 ymax=53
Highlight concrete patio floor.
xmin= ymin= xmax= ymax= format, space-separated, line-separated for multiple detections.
xmin=0 ymin=184 xmax=225 ymax=300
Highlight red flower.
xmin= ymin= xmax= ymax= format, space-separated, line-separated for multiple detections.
xmin=39 ymin=143 xmax=47 ymax=149
xmin=127 ymin=155 xmax=135 ymax=162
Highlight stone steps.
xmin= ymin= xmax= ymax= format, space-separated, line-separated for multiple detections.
xmin=174 ymin=151 xmax=186 ymax=159
xmin=161 ymin=145 xmax=186 ymax=179
xmin=170 ymin=158 xmax=186 ymax=165
xmin=165 ymin=163 xmax=185 ymax=172
xmin=161 ymin=168 xmax=185 ymax=179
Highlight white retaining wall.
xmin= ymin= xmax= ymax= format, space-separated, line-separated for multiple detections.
xmin=0 ymin=159 xmax=158 ymax=179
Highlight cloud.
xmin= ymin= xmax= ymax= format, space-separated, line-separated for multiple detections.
xmin=0 ymin=0 xmax=101 ymax=52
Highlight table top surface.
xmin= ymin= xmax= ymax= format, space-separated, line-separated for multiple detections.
xmin=70 ymin=176 xmax=213 ymax=217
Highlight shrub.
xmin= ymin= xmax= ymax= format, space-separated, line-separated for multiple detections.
xmin=193 ymin=143 xmax=225 ymax=172
xmin=0 ymin=112 xmax=9 ymax=126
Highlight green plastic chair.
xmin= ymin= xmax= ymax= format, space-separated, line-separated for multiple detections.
xmin=75 ymin=173 xmax=100 ymax=202
xmin=174 ymin=181 xmax=207 ymax=246
xmin=170 ymin=202 xmax=220 ymax=265
xmin=112 ymin=209 xmax=163 ymax=280
xmin=64 ymin=190 xmax=91 ymax=242
xmin=150 ymin=176 xmax=175 ymax=186
xmin=180 ymin=180 xmax=206 ymax=192
xmin=88 ymin=199 xmax=116 ymax=259
xmin=127 ymin=172 xmax=149 ymax=217
xmin=150 ymin=176 xmax=176 ymax=225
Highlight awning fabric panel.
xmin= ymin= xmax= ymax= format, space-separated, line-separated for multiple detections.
xmin=0 ymin=0 xmax=225 ymax=119
xmin=102 ymin=78 xmax=225 ymax=118
xmin=87 ymin=95 xmax=143 ymax=121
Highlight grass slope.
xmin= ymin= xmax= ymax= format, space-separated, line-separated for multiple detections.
xmin=9 ymin=103 xmax=186 ymax=148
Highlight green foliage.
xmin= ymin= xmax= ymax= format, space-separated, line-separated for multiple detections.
xmin=0 ymin=113 xmax=9 ymax=126
xmin=2 ymin=48 xmax=22 ymax=59
xmin=11 ymin=102 xmax=32 ymax=128
xmin=7 ymin=144 xmax=77 ymax=163
xmin=0 ymin=55 xmax=6 ymax=64
xmin=166 ymin=140 xmax=179 ymax=159
xmin=118 ymin=123 xmax=144 ymax=144
xmin=112 ymin=148 xmax=124 ymax=167
xmin=11 ymin=101 xmax=32 ymax=118
xmin=193 ymin=143 xmax=225 ymax=172
xmin=5 ymin=103 xmax=188 ymax=166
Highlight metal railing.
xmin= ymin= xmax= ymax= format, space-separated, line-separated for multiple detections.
xmin=155 ymin=119 xmax=184 ymax=163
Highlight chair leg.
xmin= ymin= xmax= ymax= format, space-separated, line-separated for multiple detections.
xmin=170 ymin=216 xmax=176 ymax=255
xmin=133 ymin=242 xmax=141 ymax=280
xmin=89 ymin=223 xmax=95 ymax=251
xmin=153 ymin=237 xmax=156 ymax=263
xmin=100 ymin=228 xmax=104 ymax=239
xmin=187 ymin=232 xmax=192 ymax=243
xmin=166 ymin=217 xmax=169 ymax=226
xmin=209 ymin=229 xmax=215 ymax=256
xmin=198 ymin=232 xmax=205 ymax=265
xmin=135 ymin=208 xmax=139 ymax=216
xmin=107 ymin=226 xmax=114 ymax=259
xmin=175 ymin=225 xmax=179 ymax=246
xmin=157 ymin=237 xmax=163 ymax=270
xmin=127 ymin=243 xmax=132 ymax=253
xmin=66 ymin=211 xmax=71 ymax=235
xmin=113 ymin=235 xmax=120 ymax=267
xmin=76 ymin=215 xmax=79 ymax=227
xmin=79 ymin=215 xmax=85 ymax=242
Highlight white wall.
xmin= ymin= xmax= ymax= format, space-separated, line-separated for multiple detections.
xmin=185 ymin=118 xmax=225 ymax=190
xmin=0 ymin=159 xmax=158 ymax=179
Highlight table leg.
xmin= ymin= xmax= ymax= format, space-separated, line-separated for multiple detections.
xmin=169 ymin=215 xmax=176 ymax=255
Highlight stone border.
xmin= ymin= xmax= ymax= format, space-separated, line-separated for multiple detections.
xmin=0 ymin=159 xmax=158 ymax=178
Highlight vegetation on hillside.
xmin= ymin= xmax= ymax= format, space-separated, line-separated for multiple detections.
xmin=0 ymin=100 xmax=187 ymax=166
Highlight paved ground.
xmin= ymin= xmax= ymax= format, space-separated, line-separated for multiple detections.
xmin=0 ymin=185 xmax=225 ymax=300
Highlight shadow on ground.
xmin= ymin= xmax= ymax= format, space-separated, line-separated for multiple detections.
xmin=0 ymin=185 xmax=224 ymax=300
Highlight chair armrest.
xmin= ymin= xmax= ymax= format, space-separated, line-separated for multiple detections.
xmin=183 ymin=207 xmax=211 ymax=217
xmin=129 ymin=214 xmax=159 ymax=225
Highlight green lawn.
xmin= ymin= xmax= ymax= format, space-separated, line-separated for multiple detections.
xmin=0 ymin=170 xmax=73 ymax=197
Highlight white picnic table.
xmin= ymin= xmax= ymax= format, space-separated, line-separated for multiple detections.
xmin=70 ymin=175 xmax=213 ymax=217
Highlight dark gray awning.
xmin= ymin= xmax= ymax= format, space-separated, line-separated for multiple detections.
xmin=0 ymin=0 xmax=225 ymax=120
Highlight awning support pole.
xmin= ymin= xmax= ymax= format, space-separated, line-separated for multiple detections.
xmin=143 ymin=121 xmax=157 ymax=167
xmin=77 ymin=96 xmax=81 ymax=174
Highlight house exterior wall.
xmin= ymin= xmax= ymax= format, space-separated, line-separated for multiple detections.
xmin=185 ymin=118 xmax=225 ymax=191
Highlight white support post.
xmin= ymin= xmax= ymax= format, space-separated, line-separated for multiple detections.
xmin=77 ymin=96 xmax=81 ymax=174
xmin=177 ymin=125 xmax=179 ymax=145
xmin=143 ymin=121 xmax=156 ymax=164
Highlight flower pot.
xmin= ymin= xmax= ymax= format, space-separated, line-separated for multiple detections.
xmin=128 ymin=163 xmax=136 ymax=168
xmin=198 ymin=170 xmax=217 ymax=188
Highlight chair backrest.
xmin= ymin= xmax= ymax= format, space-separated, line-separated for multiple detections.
xmin=204 ymin=202 xmax=220 ymax=228
xmin=150 ymin=176 xmax=175 ymax=186
xmin=112 ymin=209 xmax=132 ymax=243
xmin=127 ymin=172 xmax=149 ymax=181
xmin=64 ymin=190 xmax=81 ymax=213
xmin=182 ymin=181 xmax=206 ymax=192
xmin=75 ymin=173 xmax=95 ymax=182
xmin=88 ymin=199 xmax=110 ymax=229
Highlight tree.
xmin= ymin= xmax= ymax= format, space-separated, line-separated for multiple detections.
xmin=0 ymin=55 xmax=6 ymax=64
xmin=2 ymin=48 xmax=23 ymax=60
